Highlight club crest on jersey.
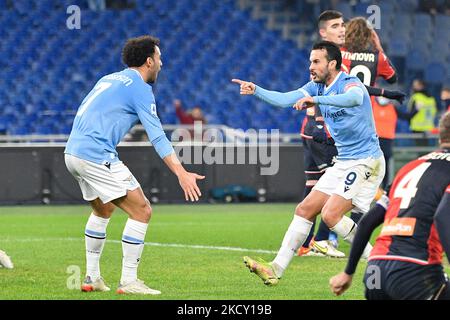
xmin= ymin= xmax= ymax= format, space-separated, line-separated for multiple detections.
xmin=150 ymin=103 xmax=158 ymax=117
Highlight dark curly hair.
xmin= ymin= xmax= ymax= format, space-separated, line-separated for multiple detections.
xmin=122 ymin=35 xmax=160 ymax=67
xmin=345 ymin=17 xmax=373 ymax=52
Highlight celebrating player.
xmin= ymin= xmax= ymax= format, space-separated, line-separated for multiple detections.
xmin=64 ymin=36 xmax=204 ymax=295
xmin=235 ymin=41 xmax=385 ymax=286
xmin=330 ymin=111 xmax=450 ymax=300
xmin=233 ymin=11 xmax=398 ymax=259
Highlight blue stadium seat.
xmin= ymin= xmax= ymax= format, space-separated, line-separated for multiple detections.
xmin=395 ymin=0 xmax=419 ymax=13
xmin=0 ymin=0 xmax=444 ymax=135
xmin=389 ymin=39 xmax=409 ymax=57
xmin=406 ymin=50 xmax=425 ymax=71
xmin=435 ymin=14 xmax=450 ymax=30
xmin=424 ymin=62 xmax=447 ymax=84
xmin=335 ymin=2 xmax=352 ymax=19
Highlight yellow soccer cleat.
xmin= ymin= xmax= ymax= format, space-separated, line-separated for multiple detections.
xmin=243 ymin=256 xmax=279 ymax=286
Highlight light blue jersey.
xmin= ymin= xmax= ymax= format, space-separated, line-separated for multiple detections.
xmin=254 ymin=71 xmax=382 ymax=160
xmin=301 ymin=72 xmax=382 ymax=160
xmin=65 ymin=68 xmax=174 ymax=164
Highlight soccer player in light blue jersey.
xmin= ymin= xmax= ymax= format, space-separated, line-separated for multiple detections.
xmin=235 ymin=41 xmax=385 ymax=286
xmin=65 ymin=36 xmax=205 ymax=295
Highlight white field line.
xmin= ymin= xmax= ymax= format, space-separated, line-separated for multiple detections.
xmin=0 ymin=237 xmax=278 ymax=254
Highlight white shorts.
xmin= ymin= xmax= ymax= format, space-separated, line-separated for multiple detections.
xmin=313 ymin=155 xmax=386 ymax=213
xmin=65 ymin=154 xmax=140 ymax=204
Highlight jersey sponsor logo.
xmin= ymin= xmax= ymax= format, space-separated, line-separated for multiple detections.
xmin=341 ymin=51 xmax=376 ymax=62
xmin=324 ymin=109 xmax=347 ymax=122
xmin=380 ymin=217 xmax=416 ymax=236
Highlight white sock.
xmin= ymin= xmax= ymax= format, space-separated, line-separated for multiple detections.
xmin=84 ymin=213 xmax=110 ymax=280
xmin=121 ymin=219 xmax=148 ymax=285
xmin=331 ymin=216 xmax=373 ymax=258
xmin=272 ymin=215 xmax=313 ymax=277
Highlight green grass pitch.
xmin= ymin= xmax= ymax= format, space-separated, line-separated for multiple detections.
xmin=1 ymin=204 xmax=447 ymax=300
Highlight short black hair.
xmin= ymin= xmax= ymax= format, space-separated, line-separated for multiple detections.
xmin=312 ymin=41 xmax=342 ymax=70
xmin=318 ymin=10 xmax=343 ymax=29
xmin=122 ymin=35 xmax=160 ymax=67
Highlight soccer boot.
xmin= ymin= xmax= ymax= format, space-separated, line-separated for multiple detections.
xmin=81 ymin=276 xmax=111 ymax=292
xmin=297 ymin=245 xmax=325 ymax=257
xmin=0 ymin=250 xmax=14 ymax=269
xmin=116 ymin=279 xmax=161 ymax=295
xmin=311 ymin=240 xmax=346 ymax=258
xmin=243 ymin=256 xmax=279 ymax=286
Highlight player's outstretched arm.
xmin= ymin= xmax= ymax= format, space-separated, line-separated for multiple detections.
xmin=296 ymin=87 xmax=364 ymax=110
xmin=163 ymin=153 xmax=205 ymax=202
xmin=231 ymin=79 xmax=256 ymax=95
xmin=329 ymin=195 xmax=388 ymax=296
xmin=231 ymin=78 xmax=305 ymax=108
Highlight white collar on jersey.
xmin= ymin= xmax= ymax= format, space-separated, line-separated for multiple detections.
xmin=325 ymin=71 xmax=343 ymax=93
xmin=129 ymin=68 xmax=144 ymax=81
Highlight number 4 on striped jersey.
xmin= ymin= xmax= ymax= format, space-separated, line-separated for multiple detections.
xmin=394 ymin=162 xmax=431 ymax=209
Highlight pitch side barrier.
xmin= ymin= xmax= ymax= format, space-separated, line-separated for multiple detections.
xmin=0 ymin=127 xmax=437 ymax=205
xmin=0 ymin=141 xmax=306 ymax=205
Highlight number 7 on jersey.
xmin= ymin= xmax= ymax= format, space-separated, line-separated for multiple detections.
xmin=76 ymin=82 xmax=112 ymax=116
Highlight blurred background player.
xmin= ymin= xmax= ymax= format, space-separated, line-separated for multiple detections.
xmin=330 ymin=111 xmax=450 ymax=300
xmin=441 ymin=87 xmax=450 ymax=112
xmin=65 ymin=35 xmax=204 ymax=295
xmin=372 ymin=96 xmax=398 ymax=188
xmin=405 ymin=79 xmax=438 ymax=146
xmin=235 ymin=41 xmax=384 ymax=286
xmin=0 ymin=250 xmax=13 ymax=269
xmin=174 ymin=99 xmax=206 ymax=125
xmin=173 ymin=99 xmax=206 ymax=141
xmin=341 ymin=17 xmax=397 ymax=85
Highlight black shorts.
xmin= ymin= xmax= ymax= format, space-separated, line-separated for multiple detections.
xmin=364 ymin=259 xmax=450 ymax=300
xmin=302 ymin=138 xmax=337 ymax=175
